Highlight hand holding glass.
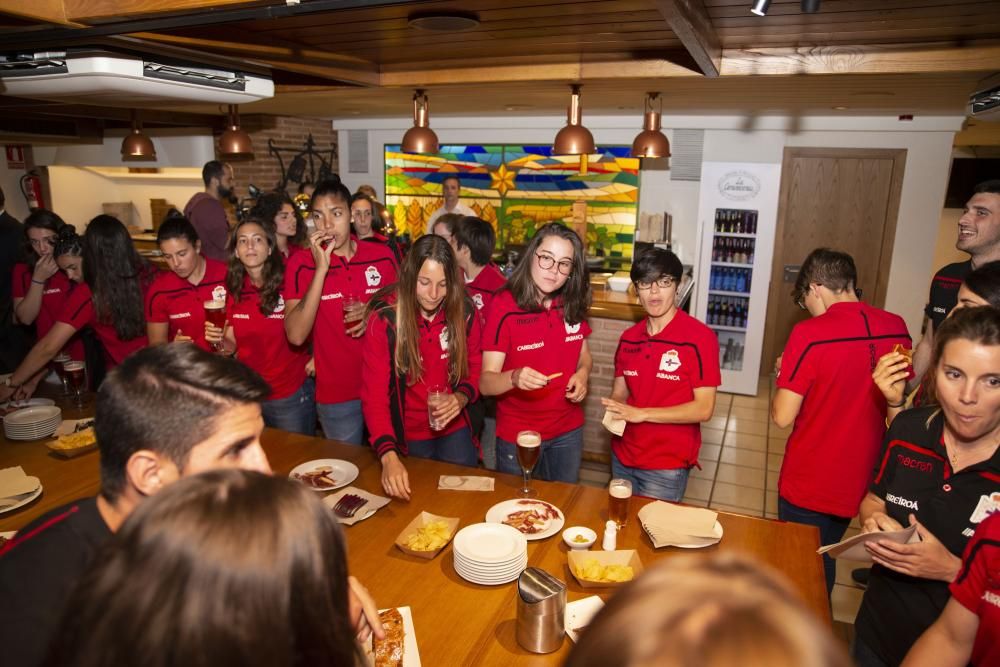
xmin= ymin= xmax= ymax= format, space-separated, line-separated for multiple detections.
xmin=343 ymin=296 xmax=364 ymax=333
xmin=427 ymin=385 xmax=449 ymax=431
xmin=203 ymin=300 xmax=227 ymax=353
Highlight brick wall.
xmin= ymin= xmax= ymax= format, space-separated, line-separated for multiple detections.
xmin=582 ymin=316 xmax=639 ymax=462
xmin=221 ymin=115 xmax=338 ymax=196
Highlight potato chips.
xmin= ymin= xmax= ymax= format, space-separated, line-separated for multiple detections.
xmin=573 ymin=558 xmax=635 ymax=583
xmin=51 ymin=427 xmax=96 ymax=450
xmin=405 ymin=520 xmax=452 ymax=552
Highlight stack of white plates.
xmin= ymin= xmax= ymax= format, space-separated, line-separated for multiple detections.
xmin=453 ymin=523 xmax=528 ymax=585
xmin=4 ymin=406 xmax=62 ymax=441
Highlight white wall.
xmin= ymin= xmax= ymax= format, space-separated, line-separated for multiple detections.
xmin=33 ymin=129 xmax=215 ymax=169
xmin=335 ymin=114 xmax=962 ymax=337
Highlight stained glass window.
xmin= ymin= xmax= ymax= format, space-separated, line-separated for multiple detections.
xmin=384 ymin=144 xmax=639 ymax=258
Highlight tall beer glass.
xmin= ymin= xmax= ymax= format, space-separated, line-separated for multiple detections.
xmin=516 ymin=430 xmax=541 ymax=498
xmin=609 ymin=478 xmax=632 ymax=528
xmin=203 ymin=300 xmax=226 ymax=353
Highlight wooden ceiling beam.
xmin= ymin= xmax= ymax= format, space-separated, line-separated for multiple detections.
xmin=721 ymin=42 xmax=1000 ymax=76
xmin=63 ymin=0 xmax=262 ymax=23
xmin=0 ymin=0 xmax=78 ymax=26
xmin=653 ymin=0 xmax=722 ymax=77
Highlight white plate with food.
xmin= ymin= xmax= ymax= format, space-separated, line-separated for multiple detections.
xmin=485 ymin=499 xmax=565 ymax=541
xmin=289 ymin=459 xmax=359 ymax=492
xmin=0 ymin=482 xmax=42 ymax=516
xmin=366 ymin=606 xmax=420 ymax=667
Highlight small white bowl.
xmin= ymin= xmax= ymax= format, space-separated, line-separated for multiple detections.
xmin=563 ymin=526 xmax=597 ymax=550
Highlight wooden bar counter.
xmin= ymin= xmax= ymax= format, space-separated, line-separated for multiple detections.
xmin=0 ymin=413 xmax=830 ymax=664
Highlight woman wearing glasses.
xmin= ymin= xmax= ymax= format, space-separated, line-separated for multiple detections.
xmin=600 ymin=248 xmax=719 ymax=501
xmin=480 ymin=223 xmax=592 ymax=483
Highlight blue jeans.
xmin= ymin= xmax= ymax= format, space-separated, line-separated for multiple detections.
xmin=778 ymin=496 xmax=850 ymax=595
xmin=317 ymin=399 xmax=364 ymax=445
xmin=611 ymin=454 xmax=689 ymax=502
xmin=480 ymin=417 xmax=497 ymax=471
xmin=496 ymin=427 xmax=583 ymax=484
xmin=261 ymin=377 xmax=317 ymax=436
xmin=408 ymin=427 xmax=477 ymax=467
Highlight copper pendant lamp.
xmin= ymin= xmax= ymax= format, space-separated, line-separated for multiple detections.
xmin=630 ymin=93 xmax=671 ymax=161
xmin=553 ymin=84 xmax=595 ymax=156
xmin=120 ymin=109 xmax=156 ymax=161
xmin=219 ymin=104 xmax=254 ymax=159
xmin=401 ymin=89 xmax=439 ymax=154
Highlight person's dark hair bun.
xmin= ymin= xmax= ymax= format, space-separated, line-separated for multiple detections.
xmin=57 ymin=225 xmax=79 ymax=242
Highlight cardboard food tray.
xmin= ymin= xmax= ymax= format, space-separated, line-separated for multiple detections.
xmin=44 ymin=430 xmax=98 ymax=459
xmin=394 ymin=511 xmax=460 ymax=560
xmin=567 ymin=549 xmax=644 ymax=589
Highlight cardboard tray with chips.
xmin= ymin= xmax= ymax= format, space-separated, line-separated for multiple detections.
xmin=45 ymin=429 xmax=98 ymax=459
xmin=567 ymin=549 xmax=644 ymax=589
xmin=394 ymin=511 xmax=460 ymax=560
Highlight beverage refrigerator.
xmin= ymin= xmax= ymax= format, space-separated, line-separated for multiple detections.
xmin=693 ymin=162 xmax=782 ymax=395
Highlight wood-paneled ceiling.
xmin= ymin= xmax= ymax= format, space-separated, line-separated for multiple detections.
xmin=0 ymin=0 xmax=998 ymax=120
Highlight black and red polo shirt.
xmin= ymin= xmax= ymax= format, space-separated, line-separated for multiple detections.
xmin=925 ymin=260 xmax=971 ymax=331
xmin=465 ymin=263 xmax=507 ymax=324
xmin=227 ymin=277 xmax=310 ymax=401
xmin=950 ymin=511 xmax=1000 ymax=667
xmin=145 ymin=257 xmax=228 ymax=351
xmin=855 ymin=406 xmax=1000 ymax=665
xmin=284 ymin=238 xmax=398 ymax=405
xmin=612 ymin=310 xmax=720 ymax=470
xmin=482 ymin=289 xmax=591 ymax=442
xmin=361 ymin=293 xmax=482 ymax=458
xmin=776 ymin=301 xmax=911 ymax=517
xmin=57 ymin=283 xmax=149 ymax=366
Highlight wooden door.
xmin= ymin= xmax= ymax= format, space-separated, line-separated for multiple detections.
xmin=761 ymin=148 xmax=906 ymax=371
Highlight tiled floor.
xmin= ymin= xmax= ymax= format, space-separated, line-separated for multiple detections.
xmin=576 ymin=375 xmax=866 ymax=627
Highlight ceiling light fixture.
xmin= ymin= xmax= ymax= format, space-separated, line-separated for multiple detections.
xmin=408 ymin=11 xmax=480 ymax=32
xmin=120 ymin=109 xmax=156 ymax=161
xmin=750 ymin=0 xmax=771 ymax=16
xmin=219 ymin=104 xmax=254 ymax=160
xmin=401 ymin=89 xmax=439 ymax=154
xmin=553 ymin=84 xmax=595 ymax=156
xmin=631 ymin=93 xmax=671 ymax=161
xmin=801 ymin=0 xmax=821 ymax=12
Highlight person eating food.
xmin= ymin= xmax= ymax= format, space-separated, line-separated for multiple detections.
xmin=362 ymin=234 xmax=482 ymax=500
xmin=146 ymin=215 xmax=227 ymax=350
xmin=852 ymin=306 xmax=1000 ymax=666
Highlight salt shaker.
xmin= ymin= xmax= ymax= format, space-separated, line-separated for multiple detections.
xmin=602 ymin=520 xmax=617 ymax=551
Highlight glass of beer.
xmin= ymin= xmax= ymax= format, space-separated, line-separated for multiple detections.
xmin=343 ymin=295 xmax=363 ymax=333
xmin=63 ymin=360 xmax=87 ymax=409
xmin=427 ymin=384 xmax=449 ymax=431
xmin=203 ymin=300 xmax=226 ymax=353
xmin=52 ymin=351 xmax=72 ymax=395
xmin=609 ymin=478 xmax=632 ymax=528
xmin=516 ymin=430 xmax=542 ymax=498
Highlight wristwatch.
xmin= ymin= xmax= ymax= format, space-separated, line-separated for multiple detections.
xmin=2 ymin=375 xmax=21 ymax=389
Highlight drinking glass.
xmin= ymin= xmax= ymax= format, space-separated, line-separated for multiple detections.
xmin=52 ymin=352 xmax=72 ymax=395
xmin=516 ymin=430 xmax=542 ymax=498
xmin=427 ymin=384 xmax=449 ymax=431
xmin=63 ymin=360 xmax=87 ymax=409
xmin=203 ymin=300 xmax=226 ymax=353
xmin=343 ymin=295 xmax=363 ymax=333
xmin=608 ymin=478 xmax=633 ymax=528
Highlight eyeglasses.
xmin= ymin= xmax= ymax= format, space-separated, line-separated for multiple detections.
xmin=636 ymin=277 xmax=675 ymax=291
xmin=535 ymin=253 xmax=573 ymax=276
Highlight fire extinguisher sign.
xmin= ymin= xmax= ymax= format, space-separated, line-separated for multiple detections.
xmin=5 ymin=145 xmax=26 ymax=169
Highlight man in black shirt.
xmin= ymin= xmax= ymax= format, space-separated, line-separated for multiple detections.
xmin=0 ymin=345 xmax=273 ymax=667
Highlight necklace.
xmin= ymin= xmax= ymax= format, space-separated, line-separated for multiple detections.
xmin=945 ymin=431 xmax=1000 ymax=469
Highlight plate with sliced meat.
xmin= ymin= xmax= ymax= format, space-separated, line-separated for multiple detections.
xmin=366 ymin=606 xmax=420 ymax=667
xmin=485 ymin=499 xmax=565 ymax=541
xmin=288 ymin=459 xmax=359 ymax=492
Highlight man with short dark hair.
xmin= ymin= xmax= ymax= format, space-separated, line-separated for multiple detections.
xmin=771 ymin=248 xmax=911 ymax=595
xmin=451 ymin=216 xmax=505 ymax=321
xmin=0 ymin=345 xmax=272 ymax=666
xmin=425 ymin=174 xmax=474 ymax=235
xmin=183 ymin=160 xmax=234 ymax=261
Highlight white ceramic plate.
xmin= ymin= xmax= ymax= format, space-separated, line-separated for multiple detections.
xmin=453 ymin=523 xmax=527 ymax=563
xmin=366 ymin=606 xmax=421 ymax=666
xmin=4 ymin=405 xmax=61 ymax=426
xmin=0 ymin=481 xmax=42 ymax=515
xmin=288 ymin=459 xmax=359 ymax=492
xmin=485 ymin=499 xmax=565 ymax=541
xmin=672 ymin=520 xmax=725 ymax=549
xmin=0 ymin=398 xmax=55 ymax=418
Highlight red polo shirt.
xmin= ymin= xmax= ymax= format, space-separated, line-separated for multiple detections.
xmin=776 ymin=301 xmax=911 ymax=517
xmin=482 ymin=290 xmax=591 ymax=442
xmin=284 ymin=239 xmax=398 ymax=404
xmin=612 ymin=311 xmax=721 ymax=470
xmin=12 ymin=264 xmax=84 ymax=361
xmin=950 ymin=512 xmax=1000 ymax=667
xmin=145 ymin=258 xmax=228 ymax=351
xmin=362 ymin=298 xmax=482 ymax=455
xmin=227 ymin=278 xmax=310 ymax=401
xmin=57 ymin=283 xmax=148 ymax=366
xmin=465 ymin=263 xmax=507 ymax=324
